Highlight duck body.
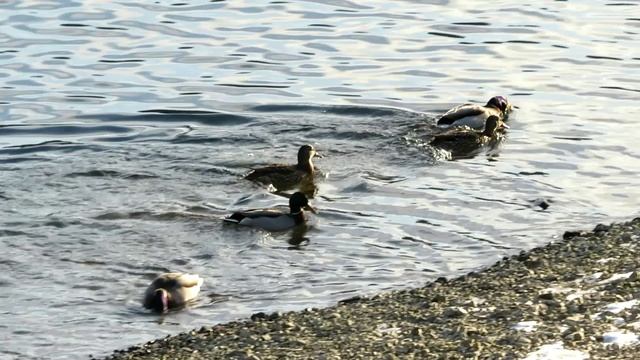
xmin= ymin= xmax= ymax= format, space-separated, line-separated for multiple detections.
xmin=225 ymin=208 xmax=304 ymax=231
xmin=143 ymin=272 xmax=203 ymax=313
xmin=245 ymin=163 xmax=312 ymax=189
xmin=430 ymin=126 xmax=492 ymax=152
xmin=430 ymin=115 xmax=506 ymax=158
xmin=245 ymin=145 xmax=318 ymax=192
xmin=436 ymin=96 xmax=511 ymax=131
xmin=224 ymin=192 xmax=315 ymax=231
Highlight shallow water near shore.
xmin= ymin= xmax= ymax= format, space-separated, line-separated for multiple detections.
xmin=1 ymin=1 xmax=639 ymax=359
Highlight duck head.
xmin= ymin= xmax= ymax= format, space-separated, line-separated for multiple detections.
xmin=486 ymin=96 xmax=511 ymax=114
xmin=297 ymin=145 xmax=318 ymax=172
xmin=289 ymin=192 xmax=316 ymax=214
xmin=483 ymin=116 xmax=509 ymax=136
xmin=149 ymin=288 xmax=170 ymax=313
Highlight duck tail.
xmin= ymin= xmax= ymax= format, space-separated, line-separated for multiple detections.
xmin=223 ymin=212 xmax=245 ymax=224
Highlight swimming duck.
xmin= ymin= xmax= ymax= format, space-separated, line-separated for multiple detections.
xmin=143 ymin=272 xmax=203 ymax=313
xmin=244 ymin=145 xmax=319 ymax=192
xmin=223 ymin=192 xmax=316 ymax=231
xmin=430 ymin=115 xmax=507 ymax=158
xmin=436 ymin=96 xmax=512 ymax=130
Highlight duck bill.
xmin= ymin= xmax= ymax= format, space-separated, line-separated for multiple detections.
xmin=305 ymin=205 xmax=317 ymax=214
xmin=501 ymin=123 xmax=510 ymax=129
xmin=314 ymin=151 xmax=324 ymax=159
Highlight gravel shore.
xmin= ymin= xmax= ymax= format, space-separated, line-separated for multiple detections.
xmin=104 ymin=218 xmax=640 ymax=359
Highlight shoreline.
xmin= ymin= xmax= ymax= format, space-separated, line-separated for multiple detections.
xmin=103 ymin=218 xmax=640 ymax=359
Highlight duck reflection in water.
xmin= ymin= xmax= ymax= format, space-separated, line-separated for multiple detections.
xmin=288 ymin=223 xmax=311 ymax=249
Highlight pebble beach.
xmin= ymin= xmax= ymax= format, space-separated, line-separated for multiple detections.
xmin=103 ymin=218 xmax=640 ymax=359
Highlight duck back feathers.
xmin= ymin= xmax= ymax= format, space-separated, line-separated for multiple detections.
xmin=436 ymin=96 xmax=511 ymax=131
xmin=143 ymin=272 xmax=203 ymax=313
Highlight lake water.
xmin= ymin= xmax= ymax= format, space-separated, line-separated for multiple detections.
xmin=1 ymin=0 xmax=639 ymax=358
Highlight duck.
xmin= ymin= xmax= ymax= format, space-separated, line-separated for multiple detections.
xmin=143 ymin=272 xmax=203 ymax=313
xmin=223 ymin=192 xmax=316 ymax=231
xmin=244 ymin=145 xmax=319 ymax=192
xmin=430 ymin=115 xmax=508 ymax=158
xmin=436 ymin=96 xmax=512 ymax=131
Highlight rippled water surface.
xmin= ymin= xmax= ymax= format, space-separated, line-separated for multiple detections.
xmin=1 ymin=0 xmax=639 ymax=358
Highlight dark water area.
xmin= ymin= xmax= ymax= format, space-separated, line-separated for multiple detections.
xmin=1 ymin=1 xmax=639 ymax=359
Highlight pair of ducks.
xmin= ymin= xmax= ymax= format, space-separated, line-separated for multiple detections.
xmin=429 ymin=96 xmax=512 ymax=154
xmin=143 ymin=96 xmax=512 ymax=313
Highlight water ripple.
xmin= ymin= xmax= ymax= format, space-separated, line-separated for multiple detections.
xmin=2 ymin=1 xmax=640 ymax=359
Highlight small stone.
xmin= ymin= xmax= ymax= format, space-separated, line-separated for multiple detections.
xmin=538 ymin=292 xmax=555 ymax=300
xmin=490 ymin=309 xmax=512 ymax=319
xmin=530 ymin=198 xmax=550 ymax=210
xmin=268 ymin=312 xmax=280 ymax=320
xmin=593 ymin=223 xmax=610 ymax=233
xmin=517 ymin=251 xmax=529 ymax=261
xmin=467 ymin=271 xmax=480 ymax=278
xmin=251 ymin=312 xmax=267 ymax=321
xmin=525 ymin=257 xmax=544 ymax=269
xmin=563 ymin=231 xmax=581 ymax=240
xmin=567 ymin=303 xmax=586 ymax=314
xmin=443 ymin=307 xmax=468 ymax=318
xmin=338 ymin=296 xmax=362 ymax=305
xmin=564 ymin=328 xmax=585 ymax=342
xmin=283 ymin=321 xmax=295 ymax=329
xmin=291 ymin=339 xmax=307 ymax=347
xmin=465 ymin=326 xmax=486 ymax=336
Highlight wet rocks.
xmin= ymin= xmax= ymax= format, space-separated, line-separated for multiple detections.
xmin=594 ymin=223 xmax=611 ymax=234
xmin=104 ymin=218 xmax=640 ymax=360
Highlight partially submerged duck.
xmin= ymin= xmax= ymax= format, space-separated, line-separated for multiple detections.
xmin=245 ymin=145 xmax=319 ymax=191
xmin=430 ymin=115 xmax=508 ymax=157
xmin=436 ymin=96 xmax=512 ymax=130
xmin=223 ymin=192 xmax=316 ymax=231
xmin=143 ymin=272 xmax=203 ymax=313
